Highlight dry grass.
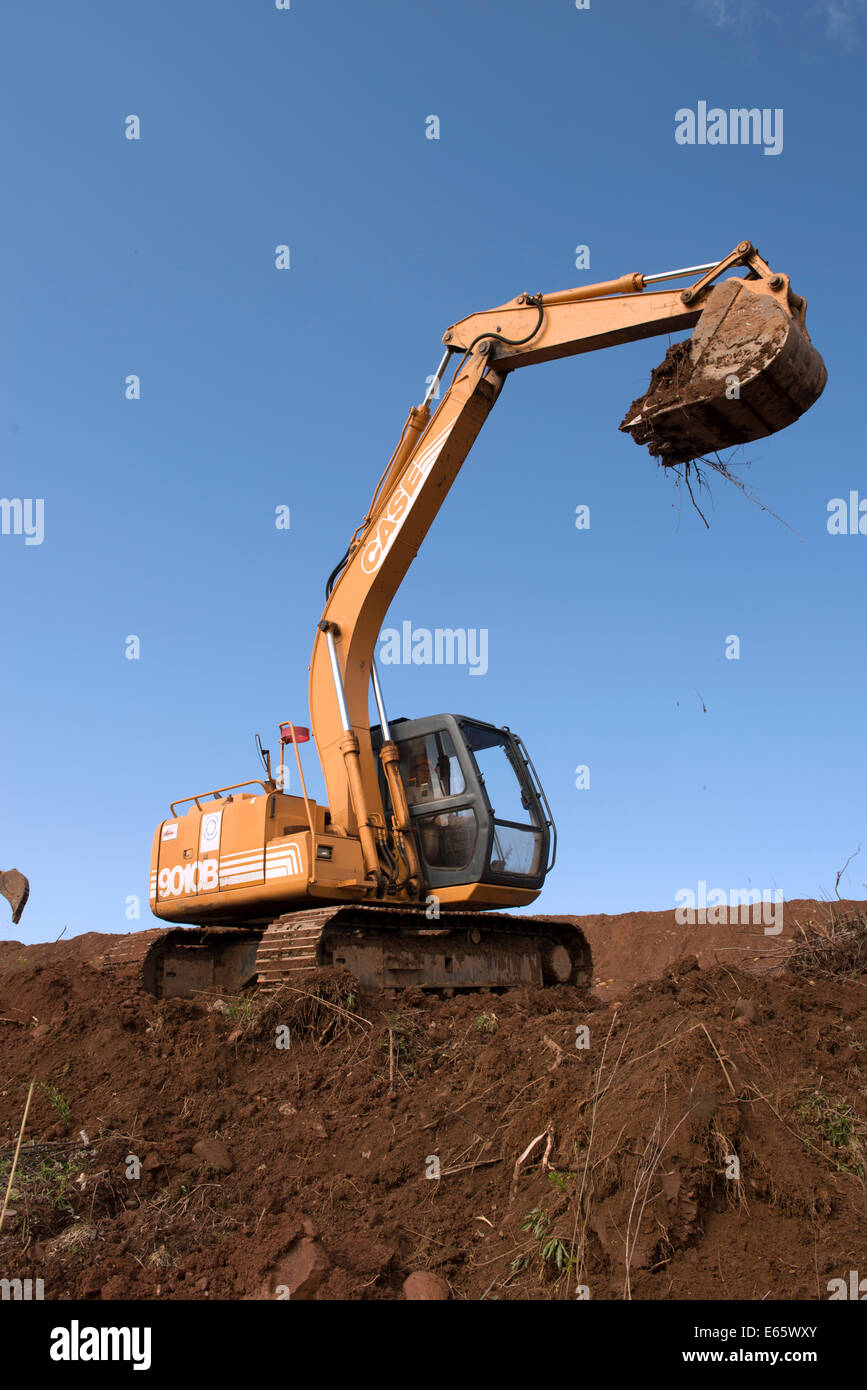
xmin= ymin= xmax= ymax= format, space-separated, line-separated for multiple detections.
xmin=263 ymin=969 xmax=368 ymax=1044
xmin=784 ymin=908 xmax=867 ymax=981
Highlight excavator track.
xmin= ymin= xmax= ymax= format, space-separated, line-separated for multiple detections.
xmin=95 ymin=926 xmax=261 ymax=999
xmin=96 ymin=907 xmax=592 ymax=998
xmin=256 ymin=906 xmax=592 ymax=993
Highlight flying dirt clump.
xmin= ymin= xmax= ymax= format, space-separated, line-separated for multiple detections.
xmin=0 ymin=869 xmax=29 ymax=924
xmin=620 ymin=278 xmax=827 ymax=466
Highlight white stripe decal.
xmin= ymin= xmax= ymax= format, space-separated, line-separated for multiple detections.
xmin=220 ymin=844 xmax=302 ymax=862
xmin=219 ymin=856 xmax=299 ymax=870
xmin=218 ymin=856 xmax=295 ymax=867
xmin=212 ymin=843 xmax=304 ymax=887
xmin=360 ymin=422 xmax=455 ymax=575
xmin=265 ymin=844 xmax=303 ymax=877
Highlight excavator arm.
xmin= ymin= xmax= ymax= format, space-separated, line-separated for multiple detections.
xmin=309 ymin=240 xmax=826 ymax=880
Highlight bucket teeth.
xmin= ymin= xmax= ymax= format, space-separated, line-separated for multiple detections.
xmin=620 ymin=280 xmax=828 ymax=466
xmin=0 ymin=869 xmax=29 ymax=925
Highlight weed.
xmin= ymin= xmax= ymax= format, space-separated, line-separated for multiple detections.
xmin=797 ymin=1088 xmax=865 ymax=1177
xmin=37 ymin=1158 xmax=80 ymax=1214
xmin=379 ymin=1013 xmax=425 ymax=1074
xmin=521 ymin=1207 xmax=550 ymax=1241
xmin=1 ymin=1154 xmax=83 ymax=1218
xmin=223 ymin=996 xmax=256 ymax=1023
xmin=541 ymin=1236 xmax=575 ymax=1273
xmin=39 ymin=1081 xmax=71 ymax=1123
xmin=518 ymin=1206 xmax=576 ymax=1280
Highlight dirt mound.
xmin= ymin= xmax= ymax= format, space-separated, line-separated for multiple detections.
xmin=549 ymin=896 xmax=826 ymax=1002
xmin=1 ymin=899 xmax=864 ymax=1301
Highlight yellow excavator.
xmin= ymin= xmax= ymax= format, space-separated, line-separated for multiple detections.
xmin=5 ymin=241 xmax=827 ymax=997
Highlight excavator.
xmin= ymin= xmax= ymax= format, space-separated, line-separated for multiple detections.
xmin=3 ymin=241 xmax=827 ymax=998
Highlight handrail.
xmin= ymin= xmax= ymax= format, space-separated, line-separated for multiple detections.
xmin=169 ymin=781 xmax=269 ymax=817
xmin=513 ymin=734 xmax=557 ymax=875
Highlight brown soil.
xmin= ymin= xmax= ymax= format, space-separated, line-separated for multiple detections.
xmin=1 ymin=899 xmax=865 ymax=1301
xmin=621 ymin=338 xmax=693 ymax=447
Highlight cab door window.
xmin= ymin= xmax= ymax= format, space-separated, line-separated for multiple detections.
xmin=398 ymin=731 xmax=466 ymax=806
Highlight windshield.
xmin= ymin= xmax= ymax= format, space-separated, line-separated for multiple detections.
xmin=463 ymin=724 xmax=544 ymax=878
xmin=462 ymin=725 xmax=538 ymax=826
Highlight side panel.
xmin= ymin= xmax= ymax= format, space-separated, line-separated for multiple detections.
xmin=217 ymin=797 xmax=265 ymax=891
xmin=154 ymin=809 xmax=203 ymax=904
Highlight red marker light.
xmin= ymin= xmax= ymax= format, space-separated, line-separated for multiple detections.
xmin=280 ymin=724 xmax=310 ymax=744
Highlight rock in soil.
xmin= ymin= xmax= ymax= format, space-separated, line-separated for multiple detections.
xmin=403 ymin=1271 xmax=450 ymax=1300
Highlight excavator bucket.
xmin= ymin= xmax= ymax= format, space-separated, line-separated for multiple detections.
xmin=0 ymin=868 xmax=29 ymax=925
xmin=620 ymin=278 xmax=827 ymax=466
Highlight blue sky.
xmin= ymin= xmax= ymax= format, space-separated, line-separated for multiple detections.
xmin=1 ymin=0 xmax=864 ymax=944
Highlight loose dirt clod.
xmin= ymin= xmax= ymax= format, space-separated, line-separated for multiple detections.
xmin=403 ymin=1271 xmax=450 ymax=1300
xmin=264 ymin=1237 xmax=331 ymax=1300
xmin=733 ymin=998 xmax=764 ymax=1027
xmin=192 ymin=1138 xmax=234 ymax=1173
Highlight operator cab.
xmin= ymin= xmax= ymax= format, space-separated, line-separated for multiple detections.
xmin=371 ymin=714 xmax=555 ymax=893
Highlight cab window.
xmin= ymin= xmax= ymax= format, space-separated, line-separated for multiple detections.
xmin=398 ymin=730 xmax=466 ymax=806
